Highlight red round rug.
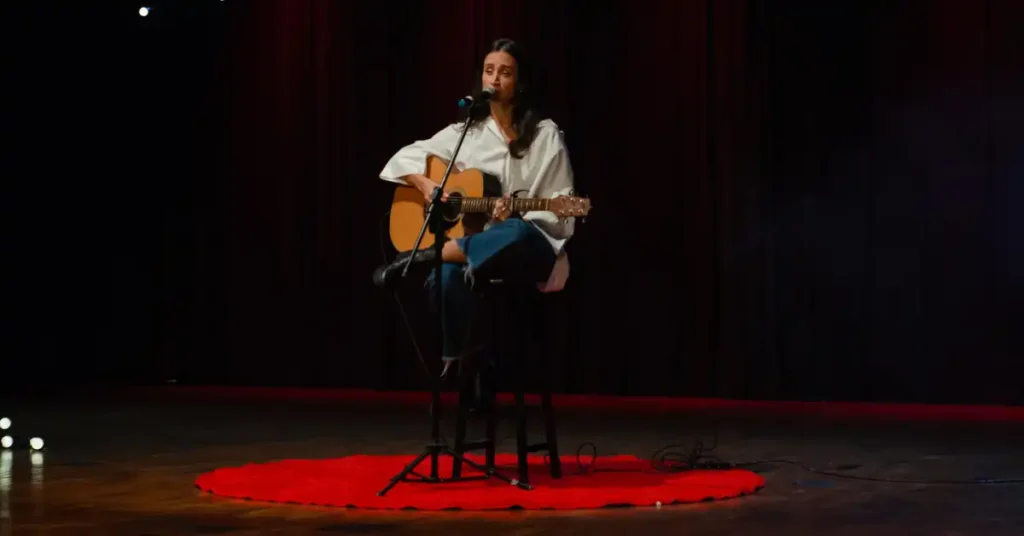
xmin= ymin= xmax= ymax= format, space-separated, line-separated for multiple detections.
xmin=195 ymin=454 xmax=765 ymax=510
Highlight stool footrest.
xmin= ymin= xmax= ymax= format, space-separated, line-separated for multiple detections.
xmin=457 ymin=407 xmax=495 ymax=419
xmin=458 ymin=440 xmax=493 ymax=451
xmin=525 ymin=443 xmax=552 ymax=453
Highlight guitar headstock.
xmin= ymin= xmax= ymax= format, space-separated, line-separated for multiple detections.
xmin=549 ymin=193 xmax=592 ymax=220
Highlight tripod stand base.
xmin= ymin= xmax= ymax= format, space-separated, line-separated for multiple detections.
xmin=377 ymin=441 xmax=533 ymax=496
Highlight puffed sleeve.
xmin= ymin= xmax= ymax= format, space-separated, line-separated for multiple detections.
xmin=379 ymin=123 xmax=461 ymax=185
xmin=523 ymin=121 xmax=576 ymax=253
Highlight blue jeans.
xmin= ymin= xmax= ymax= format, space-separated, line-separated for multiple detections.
xmin=425 ymin=218 xmax=556 ymax=361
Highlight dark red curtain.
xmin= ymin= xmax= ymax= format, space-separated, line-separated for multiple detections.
xmin=205 ymin=0 xmax=759 ymax=395
xmin=6 ymin=0 xmax=1024 ymax=404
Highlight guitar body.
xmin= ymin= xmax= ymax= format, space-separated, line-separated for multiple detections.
xmin=389 ymin=155 xmax=502 ymax=252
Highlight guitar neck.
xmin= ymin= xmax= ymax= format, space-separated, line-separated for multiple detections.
xmin=457 ymin=197 xmax=551 ymax=214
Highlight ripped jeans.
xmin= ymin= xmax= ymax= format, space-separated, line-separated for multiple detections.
xmin=424 ymin=218 xmax=556 ymax=363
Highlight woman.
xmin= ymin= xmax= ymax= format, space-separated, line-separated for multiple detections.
xmin=373 ymin=38 xmax=576 ymax=366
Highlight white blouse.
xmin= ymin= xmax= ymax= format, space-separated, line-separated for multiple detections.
xmin=379 ymin=116 xmax=576 ymax=292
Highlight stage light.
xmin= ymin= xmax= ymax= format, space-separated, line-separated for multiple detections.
xmin=29 ymin=438 xmax=44 ymax=451
xmin=139 ymin=7 xmax=150 ymax=17
xmin=0 ymin=437 xmax=11 ymax=449
xmin=0 ymin=418 xmax=9 ymax=430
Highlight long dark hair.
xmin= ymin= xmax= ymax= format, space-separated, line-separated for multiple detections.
xmin=458 ymin=38 xmax=544 ymax=159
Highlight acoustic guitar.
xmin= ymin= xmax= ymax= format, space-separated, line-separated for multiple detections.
xmin=388 ymin=155 xmax=591 ymax=252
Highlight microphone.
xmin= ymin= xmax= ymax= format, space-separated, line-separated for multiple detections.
xmin=457 ymin=87 xmax=496 ymax=108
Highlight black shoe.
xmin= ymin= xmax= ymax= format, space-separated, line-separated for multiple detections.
xmin=372 ymin=249 xmax=437 ymax=288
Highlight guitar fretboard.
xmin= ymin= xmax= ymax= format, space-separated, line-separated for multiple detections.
xmin=458 ymin=197 xmax=551 ymax=214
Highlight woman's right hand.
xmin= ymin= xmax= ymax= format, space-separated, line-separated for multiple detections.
xmin=406 ymin=174 xmax=448 ymax=203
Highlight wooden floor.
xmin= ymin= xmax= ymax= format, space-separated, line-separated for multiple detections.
xmin=1 ymin=387 xmax=1023 ymax=535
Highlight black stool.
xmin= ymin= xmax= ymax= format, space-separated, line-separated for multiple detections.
xmin=450 ymin=278 xmax=562 ymax=487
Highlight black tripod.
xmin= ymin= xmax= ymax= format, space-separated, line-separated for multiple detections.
xmin=377 ymin=92 xmax=531 ymax=497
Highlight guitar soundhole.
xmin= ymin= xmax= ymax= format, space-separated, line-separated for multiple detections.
xmin=421 ymin=191 xmax=463 ymax=223
xmin=442 ymin=192 xmax=462 ymax=222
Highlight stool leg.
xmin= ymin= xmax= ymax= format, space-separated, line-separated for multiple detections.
xmin=510 ymin=296 xmax=531 ymax=486
xmin=482 ymin=362 xmax=497 ymax=468
xmin=541 ymin=389 xmax=561 ymax=478
xmin=451 ymin=363 xmax=473 ymax=479
xmin=533 ymin=294 xmax=561 ymax=478
xmin=515 ymin=387 xmax=529 ymax=485
xmin=485 ymin=414 xmax=497 ymax=469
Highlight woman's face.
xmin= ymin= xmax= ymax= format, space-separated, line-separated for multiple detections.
xmin=481 ymin=51 xmax=517 ymax=104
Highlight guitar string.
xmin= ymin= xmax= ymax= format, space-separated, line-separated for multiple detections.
xmin=448 ymin=199 xmax=554 ymax=210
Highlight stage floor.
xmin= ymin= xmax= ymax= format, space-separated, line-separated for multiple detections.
xmin=2 ymin=386 xmax=1023 ymax=535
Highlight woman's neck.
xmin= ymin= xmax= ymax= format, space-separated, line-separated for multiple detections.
xmin=489 ymin=102 xmax=514 ymax=129
xmin=489 ymin=102 xmax=516 ymax=142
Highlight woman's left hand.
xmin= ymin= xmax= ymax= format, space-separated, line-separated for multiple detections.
xmin=492 ymin=195 xmax=512 ymax=222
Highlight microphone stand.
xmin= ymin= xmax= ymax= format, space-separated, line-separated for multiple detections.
xmin=378 ymin=97 xmax=529 ymax=497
